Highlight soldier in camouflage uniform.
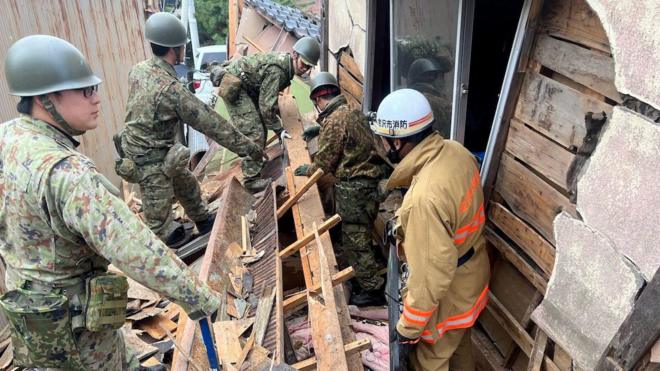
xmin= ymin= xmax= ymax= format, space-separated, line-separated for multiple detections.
xmin=294 ymin=73 xmax=387 ymax=305
xmin=119 ymin=13 xmax=264 ymax=246
xmin=0 ymin=35 xmax=220 ymax=370
xmin=407 ymin=58 xmax=453 ymax=138
xmin=210 ymin=36 xmax=321 ymax=192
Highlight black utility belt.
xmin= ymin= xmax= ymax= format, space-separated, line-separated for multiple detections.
xmin=457 ymin=247 xmax=475 ymax=267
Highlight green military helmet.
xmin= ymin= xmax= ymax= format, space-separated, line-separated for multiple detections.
xmin=309 ymin=72 xmax=339 ymax=99
xmin=293 ymin=36 xmax=320 ymax=66
xmin=145 ymin=12 xmax=188 ymax=47
xmin=5 ymin=35 xmax=102 ymax=97
xmin=407 ymin=57 xmax=449 ymax=84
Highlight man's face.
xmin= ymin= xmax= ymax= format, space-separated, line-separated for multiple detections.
xmin=293 ymin=53 xmax=312 ymax=76
xmin=50 ymin=86 xmax=101 ymax=132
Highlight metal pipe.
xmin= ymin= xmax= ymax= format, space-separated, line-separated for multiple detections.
xmin=450 ymin=0 xmax=475 ymax=144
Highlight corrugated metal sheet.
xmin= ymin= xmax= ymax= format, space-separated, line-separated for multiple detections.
xmin=0 ymin=0 xmax=150 ymax=186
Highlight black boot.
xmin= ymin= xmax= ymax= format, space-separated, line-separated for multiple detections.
xmin=164 ymin=222 xmax=193 ymax=249
xmin=195 ymin=214 xmax=216 ymax=235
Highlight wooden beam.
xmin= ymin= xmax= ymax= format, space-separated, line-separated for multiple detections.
xmin=471 ymin=326 xmax=507 ymax=371
xmin=280 ymin=94 xmax=363 ymax=370
xmin=488 ymin=202 xmax=555 ymax=278
xmin=284 ymin=267 xmax=355 ymax=313
xmin=527 ymin=330 xmax=548 ymax=371
xmin=484 ymin=227 xmax=547 ymax=294
xmin=279 ymin=214 xmax=341 ymax=258
xmin=243 ymin=35 xmax=265 ymax=53
xmin=597 ymin=269 xmax=660 ymax=371
xmin=338 ymin=66 xmax=363 ymax=102
xmin=291 ymin=339 xmax=372 ymax=371
xmin=277 ymin=168 xmax=324 ymax=218
xmin=339 ymin=51 xmax=364 ymax=82
xmin=192 ymin=141 xmax=220 ymax=177
xmin=485 ymin=293 xmax=559 ymax=371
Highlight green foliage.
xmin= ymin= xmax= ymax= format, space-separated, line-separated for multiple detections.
xmin=194 ymin=0 xmax=229 ymax=45
xmin=272 ymin=0 xmax=297 ymax=6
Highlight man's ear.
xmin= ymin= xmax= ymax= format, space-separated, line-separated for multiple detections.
xmin=393 ymin=138 xmax=404 ymax=151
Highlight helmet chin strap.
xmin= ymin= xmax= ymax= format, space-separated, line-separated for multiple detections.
xmin=386 ymin=138 xmax=402 ymax=163
xmin=38 ymin=95 xmax=85 ymax=136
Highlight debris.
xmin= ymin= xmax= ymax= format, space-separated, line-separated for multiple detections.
xmin=136 ymin=313 xmax=178 ymax=340
xmin=254 ymin=286 xmax=277 ymax=346
xmin=123 ymin=326 xmax=159 ymax=361
xmin=127 ymin=306 xmax=162 ymax=322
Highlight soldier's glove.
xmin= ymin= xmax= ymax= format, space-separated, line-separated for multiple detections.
xmin=302 ymin=124 xmax=321 ymax=141
xmin=395 ymin=329 xmax=418 ymax=369
xmin=209 ymin=65 xmax=226 ymax=87
xmin=248 ymin=144 xmax=268 ymax=162
xmin=279 ymin=129 xmax=292 ymax=142
xmin=294 ymin=164 xmax=311 ymax=176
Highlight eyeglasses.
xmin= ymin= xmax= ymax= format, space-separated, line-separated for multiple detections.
xmin=77 ymin=85 xmax=99 ymax=98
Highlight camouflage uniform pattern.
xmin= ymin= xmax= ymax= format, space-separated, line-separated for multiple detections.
xmin=122 ymin=57 xmax=261 ymax=238
xmin=410 ymin=82 xmax=452 ymax=138
xmin=222 ymin=52 xmax=294 ymax=178
xmin=302 ymin=95 xmax=386 ymax=290
xmin=0 ymin=116 xmax=222 ymax=370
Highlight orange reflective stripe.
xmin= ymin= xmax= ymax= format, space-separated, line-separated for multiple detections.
xmin=435 ymin=285 xmax=489 ymax=337
xmin=420 ymin=330 xmax=436 ymax=344
xmin=453 ymin=204 xmax=485 ymax=245
xmin=404 ymin=302 xmax=435 ymax=317
xmin=402 ymin=312 xmax=428 ymax=326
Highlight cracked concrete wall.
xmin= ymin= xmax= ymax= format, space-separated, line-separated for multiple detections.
xmin=586 ymin=0 xmax=660 ymax=108
xmin=328 ymin=0 xmax=367 ymax=76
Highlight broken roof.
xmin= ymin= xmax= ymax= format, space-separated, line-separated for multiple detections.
xmin=245 ymin=0 xmax=321 ymax=40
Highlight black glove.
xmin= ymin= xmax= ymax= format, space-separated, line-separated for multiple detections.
xmin=209 ymin=65 xmax=225 ymax=87
xmin=302 ymin=124 xmax=321 ymax=141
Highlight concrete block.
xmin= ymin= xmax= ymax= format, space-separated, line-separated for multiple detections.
xmin=587 ymin=0 xmax=660 ymax=109
xmin=328 ymin=0 xmax=351 ymax=54
xmin=577 ymin=107 xmax=660 ymax=280
xmin=346 ymin=0 xmax=367 ymax=31
xmin=349 ymin=25 xmax=366 ymax=77
xmin=532 ymin=213 xmax=644 ymax=370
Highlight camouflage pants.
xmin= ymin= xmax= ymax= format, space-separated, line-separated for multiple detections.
xmin=138 ymin=162 xmax=209 ymax=239
xmin=225 ymin=88 xmax=267 ymax=179
xmin=334 ymin=179 xmax=385 ymax=291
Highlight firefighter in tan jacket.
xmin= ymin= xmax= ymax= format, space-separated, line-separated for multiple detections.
xmin=371 ymin=89 xmax=490 ymax=370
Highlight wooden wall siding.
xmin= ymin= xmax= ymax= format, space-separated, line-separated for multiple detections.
xmin=478 ymin=0 xmax=619 ymax=368
xmin=337 ymin=51 xmax=364 ymax=109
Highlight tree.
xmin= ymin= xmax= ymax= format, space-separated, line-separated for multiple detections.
xmin=194 ymin=0 xmax=229 ymax=45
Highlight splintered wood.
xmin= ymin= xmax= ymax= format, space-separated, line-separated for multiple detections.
xmin=279 ymin=94 xmax=363 ymax=370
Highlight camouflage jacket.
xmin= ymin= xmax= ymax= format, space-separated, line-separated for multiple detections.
xmin=0 ymin=116 xmax=219 ymax=318
xmin=123 ymin=57 xmax=260 ymax=160
xmin=225 ymin=52 xmax=294 ymax=132
xmin=307 ymin=95 xmax=384 ymax=180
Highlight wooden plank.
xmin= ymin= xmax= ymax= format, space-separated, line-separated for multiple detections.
xmin=533 ymin=34 xmax=618 ymax=102
xmin=283 ymin=267 xmax=355 ymax=313
xmin=514 ymin=71 xmax=612 ymax=150
xmin=137 ymin=314 xmax=178 ymax=340
xmin=277 ymin=168 xmax=324 ymax=218
xmin=214 ymin=321 xmax=244 ymax=364
xmin=342 ymin=88 xmax=362 ymax=110
xmin=280 ymin=94 xmax=362 ymax=370
xmin=598 ymin=269 xmax=660 ymax=371
xmin=254 ymin=286 xmax=276 ymax=347
xmin=192 ymin=141 xmax=220 ymax=177
xmin=484 ymin=227 xmax=547 ymax=294
xmin=279 ymin=214 xmax=341 ymax=258
xmin=291 ymin=338 xmax=372 ymax=371
xmin=339 ymin=51 xmax=364 ymax=82
xmin=527 ymin=331 xmax=549 ymax=371
xmin=504 ymin=292 xmax=544 ymax=368
xmin=472 ymin=326 xmax=507 ymax=371
xmin=486 ymin=293 xmax=560 ymax=371
xmin=171 ymin=178 xmax=255 ymax=371
xmin=505 ymin=118 xmax=575 ymax=191
xmin=338 ymin=65 xmax=364 ymax=102
xmin=228 ymin=0 xmax=238 ymax=56
xmin=540 ymin=0 xmax=611 ymax=54
xmin=495 ymin=154 xmax=576 ymax=243
xmin=489 ymin=202 xmax=556 ymax=278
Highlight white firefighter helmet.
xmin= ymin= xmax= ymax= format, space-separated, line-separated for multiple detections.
xmin=371 ymin=88 xmax=434 ymax=138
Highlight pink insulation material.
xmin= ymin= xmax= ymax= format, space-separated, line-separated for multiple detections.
xmin=287 ymin=314 xmax=389 ymax=370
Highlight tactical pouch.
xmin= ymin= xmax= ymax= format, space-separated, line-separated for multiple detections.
xmin=0 ymin=289 xmax=83 ymax=368
xmin=162 ymin=143 xmax=191 ymax=178
xmin=115 ymin=157 xmax=141 ymax=183
xmin=84 ymin=272 xmax=128 ymax=332
xmin=218 ymin=73 xmax=242 ymax=103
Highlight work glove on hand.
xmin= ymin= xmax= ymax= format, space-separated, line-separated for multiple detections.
xmin=294 ymin=164 xmax=311 ymax=176
xmin=302 ymin=124 xmax=321 ymax=141
xmin=279 ymin=129 xmax=292 ymax=142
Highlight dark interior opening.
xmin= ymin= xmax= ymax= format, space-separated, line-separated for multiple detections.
xmin=366 ymin=0 xmax=391 ymax=112
xmin=464 ymin=0 xmax=525 ymax=152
